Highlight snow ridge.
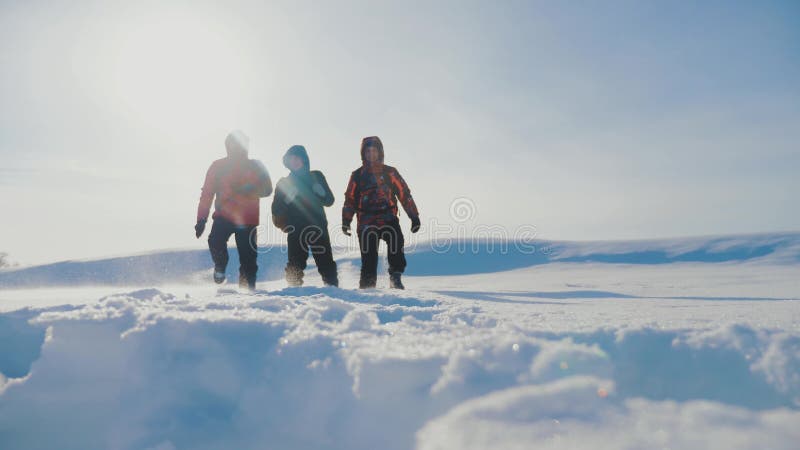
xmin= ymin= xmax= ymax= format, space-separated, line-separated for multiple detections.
xmin=1 ymin=232 xmax=798 ymax=288
xmin=1 ymin=286 xmax=799 ymax=450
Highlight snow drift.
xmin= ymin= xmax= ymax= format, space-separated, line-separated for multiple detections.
xmin=0 ymin=233 xmax=799 ymax=449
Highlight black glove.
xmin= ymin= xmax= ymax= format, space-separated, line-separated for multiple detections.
xmin=195 ymin=220 xmax=206 ymax=238
xmin=342 ymin=224 xmax=352 ymax=236
xmin=410 ymin=216 xmax=421 ymax=233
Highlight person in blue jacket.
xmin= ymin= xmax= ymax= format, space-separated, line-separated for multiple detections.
xmin=271 ymin=145 xmax=338 ymax=287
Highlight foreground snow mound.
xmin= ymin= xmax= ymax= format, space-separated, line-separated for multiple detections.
xmin=1 ymin=286 xmax=799 ymax=450
xmin=418 ymin=377 xmax=800 ymax=450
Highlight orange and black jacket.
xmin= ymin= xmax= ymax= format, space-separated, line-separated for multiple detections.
xmin=342 ymin=136 xmax=419 ymax=230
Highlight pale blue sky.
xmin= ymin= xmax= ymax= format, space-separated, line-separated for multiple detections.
xmin=1 ymin=0 xmax=798 ymax=264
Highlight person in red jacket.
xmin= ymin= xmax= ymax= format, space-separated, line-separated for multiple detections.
xmin=342 ymin=136 xmax=420 ymax=289
xmin=195 ymin=130 xmax=272 ymax=290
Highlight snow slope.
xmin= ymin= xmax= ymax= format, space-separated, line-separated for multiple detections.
xmin=0 ymin=233 xmax=799 ymax=449
xmin=1 ymin=232 xmax=797 ymax=288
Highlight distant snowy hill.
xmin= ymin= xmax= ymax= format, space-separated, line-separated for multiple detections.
xmin=1 ymin=232 xmax=798 ymax=288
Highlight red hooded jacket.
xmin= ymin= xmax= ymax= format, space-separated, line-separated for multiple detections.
xmin=197 ymin=143 xmax=272 ymax=226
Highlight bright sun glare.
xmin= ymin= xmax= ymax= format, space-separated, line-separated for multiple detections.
xmin=110 ymin=17 xmax=251 ymax=133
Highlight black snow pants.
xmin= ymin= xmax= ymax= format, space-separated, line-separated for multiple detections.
xmin=358 ymin=219 xmax=406 ymax=289
xmin=286 ymin=224 xmax=338 ymax=287
xmin=208 ymin=217 xmax=258 ymax=289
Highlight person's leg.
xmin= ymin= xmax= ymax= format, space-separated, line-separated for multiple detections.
xmin=234 ymin=225 xmax=258 ymax=290
xmin=285 ymin=227 xmax=310 ymax=287
xmin=383 ymin=220 xmax=407 ymax=289
xmin=310 ymin=227 xmax=338 ymax=287
xmin=383 ymin=220 xmax=407 ymax=275
xmin=208 ymin=219 xmax=234 ymax=274
xmin=358 ymin=225 xmax=380 ymax=288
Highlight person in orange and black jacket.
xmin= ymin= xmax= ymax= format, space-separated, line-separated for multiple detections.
xmin=342 ymin=136 xmax=420 ymax=289
xmin=272 ymin=145 xmax=338 ymax=287
xmin=195 ymin=130 xmax=272 ymax=290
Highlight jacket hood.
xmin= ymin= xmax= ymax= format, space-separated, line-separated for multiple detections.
xmin=360 ymin=136 xmax=384 ymax=164
xmin=225 ymin=130 xmax=249 ymax=158
xmin=283 ymin=145 xmax=310 ymax=172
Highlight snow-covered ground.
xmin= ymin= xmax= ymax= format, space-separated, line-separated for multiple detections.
xmin=1 ymin=233 xmax=799 ymax=449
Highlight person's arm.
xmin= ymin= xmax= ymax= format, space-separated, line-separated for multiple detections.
xmin=342 ymin=171 xmax=358 ymax=235
xmin=312 ymin=171 xmax=335 ymax=207
xmin=271 ymin=180 xmax=289 ymax=231
xmin=342 ymin=171 xmax=358 ymax=225
xmin=197 ymin=162 xmax=217 ymax=223
xmin=237 ymin=160 xmax=273 ymax=197
xmin=388 ymin=167 xmax=419 ymax=219
xmin=254 ymin=160 xmax=273 ymax=197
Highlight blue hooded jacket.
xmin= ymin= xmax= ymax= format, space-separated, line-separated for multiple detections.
xmin=271 ymin=145 xmax=335 ymax=230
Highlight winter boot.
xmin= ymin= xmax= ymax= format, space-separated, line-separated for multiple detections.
xmin=359 ymin=276 xmax=377 ymax=289
xmin=239 ymin=272 xmax=256 ymax=291
xmin=389 ymin=272 xmax=405 ymax=290
xmin=285 ymin=265 xmax=304 ymax=287
xmin=322 ymin=275 xmax=339 ymax=288
xmin=213 ymin=270 xmax=226 ymax=284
